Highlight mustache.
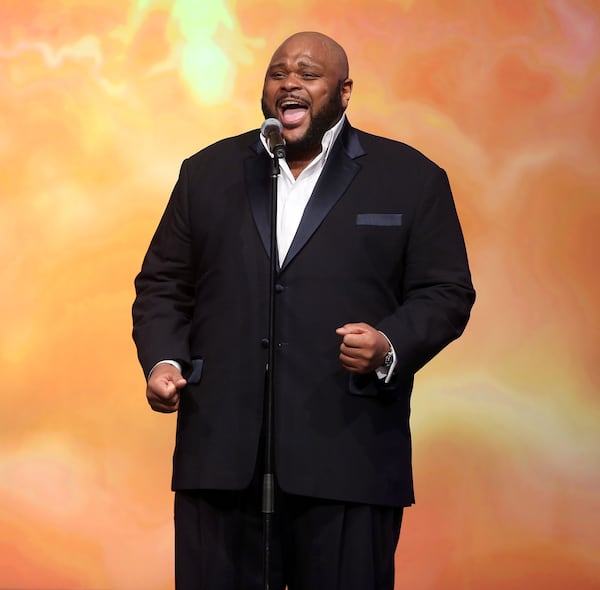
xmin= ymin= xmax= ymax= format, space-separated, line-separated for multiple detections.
xmin=276 ymin=93 xmax=310 ymax=108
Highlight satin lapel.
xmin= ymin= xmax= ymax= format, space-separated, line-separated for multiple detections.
xmin=280 ymin=124 xmax=365 ymax=271
xmin=244 ymin=142 xmax=273 ymax=260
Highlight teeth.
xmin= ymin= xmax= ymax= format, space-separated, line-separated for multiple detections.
xmin=280 ymin=100 xmax=306 ymax=109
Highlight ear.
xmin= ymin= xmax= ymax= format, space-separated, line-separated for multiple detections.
xmin=341 ymin=78 xmax=353 ymax=108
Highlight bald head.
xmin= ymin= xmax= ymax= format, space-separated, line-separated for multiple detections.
xmin=272 ymin=32 xmax=350 ymax=81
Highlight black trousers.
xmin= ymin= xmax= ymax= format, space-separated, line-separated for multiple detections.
xmin=174 ymin=467 xmax=403 ymax=590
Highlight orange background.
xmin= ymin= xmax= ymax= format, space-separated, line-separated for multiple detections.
xmin=1 ymin=1 xmax=599 ymax=589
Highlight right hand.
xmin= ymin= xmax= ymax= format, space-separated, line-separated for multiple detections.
xmin=146 ymin=363 xmax=187 ymax=413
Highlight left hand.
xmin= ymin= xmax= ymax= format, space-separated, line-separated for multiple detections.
xmin=335 ymin=322 xmax=391 ymax=374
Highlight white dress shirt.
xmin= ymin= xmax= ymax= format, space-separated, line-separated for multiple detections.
xmin=260 ymin=114 xmax=346 ymax=265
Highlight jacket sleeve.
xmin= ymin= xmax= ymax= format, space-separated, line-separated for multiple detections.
xmin=377 ymin=166 xmax=475 ymax=378
xmin=132 ymin=159 xmax=195 ymax=378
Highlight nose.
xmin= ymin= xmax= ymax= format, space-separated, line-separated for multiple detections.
xmin=280 ymin=73 xmax=302 ymax=91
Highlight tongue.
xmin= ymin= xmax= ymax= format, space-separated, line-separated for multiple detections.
xmin=281 ymin=108 xmax=307 ymax=125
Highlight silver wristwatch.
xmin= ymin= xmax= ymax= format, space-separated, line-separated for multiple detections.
xmin=383 ymin=349 xmax=394 ymax=368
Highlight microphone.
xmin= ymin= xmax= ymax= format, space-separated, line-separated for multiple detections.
xmin=261 ymin=118 xmax=286 ymax=159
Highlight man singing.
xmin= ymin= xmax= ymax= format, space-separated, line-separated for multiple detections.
xmin=133 ymin=31 xmax=475 ymax=590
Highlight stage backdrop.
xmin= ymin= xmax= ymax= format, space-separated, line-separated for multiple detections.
xmin=1 ymin=1 xmax=599 ymax=589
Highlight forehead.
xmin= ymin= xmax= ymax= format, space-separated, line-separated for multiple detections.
xmin=268 ymin=36 xmax=333 ymax=68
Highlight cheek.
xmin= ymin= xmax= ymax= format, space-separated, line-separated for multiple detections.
xmin=312 ymin=86 xmax=333 ymax=106
xmin=262 ymin=82 xmax=277 ymax=101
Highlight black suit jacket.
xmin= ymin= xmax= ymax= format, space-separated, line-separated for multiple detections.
xmin=132 ymin=120 xmax=475 ymax=507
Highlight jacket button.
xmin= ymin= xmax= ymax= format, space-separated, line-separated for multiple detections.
xmin=275 ymin=283 xmax=284 ymax=293
xmin=260 ymin=338 xmax=269 ymax=349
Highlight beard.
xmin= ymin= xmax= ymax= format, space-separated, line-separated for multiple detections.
xmin=261 ymin=83 xmax=344 ymax=160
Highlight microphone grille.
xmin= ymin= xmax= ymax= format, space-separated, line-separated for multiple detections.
xmin=261 ymin=118 xmax=283 ymax=136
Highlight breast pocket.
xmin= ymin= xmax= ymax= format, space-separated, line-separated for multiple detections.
xmin=356 ymin=213 xmax=403 ymax=227
xmin=354 ymin=213 xmax=406 ymax=280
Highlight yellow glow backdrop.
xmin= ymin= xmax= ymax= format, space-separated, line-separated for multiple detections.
xmin=1 ymin=1 xmax=599 ymax=588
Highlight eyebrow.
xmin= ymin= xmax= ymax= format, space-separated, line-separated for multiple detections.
xmin=297 ymin=60 xmax=321 ymax=69
xmin=268 ymin=59 xmax=323 ymax=70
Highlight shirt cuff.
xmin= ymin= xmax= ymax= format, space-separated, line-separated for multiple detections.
xmin=148 ymin=359 xmax=182 ymax=380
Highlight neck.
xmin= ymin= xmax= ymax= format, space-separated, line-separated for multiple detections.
xmin=285 ymin=145 xmax=323 ymax=179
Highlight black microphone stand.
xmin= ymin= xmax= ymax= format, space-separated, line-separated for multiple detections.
xmin=263 ymin=148 xmax=283 ymax=590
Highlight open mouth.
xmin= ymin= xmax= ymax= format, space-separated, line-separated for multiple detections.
xmin=278 ymin=98 xmax=309 ymax=126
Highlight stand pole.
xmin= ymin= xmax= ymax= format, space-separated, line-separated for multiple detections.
xmin=263 ymin=153 xmax=281 ymax=590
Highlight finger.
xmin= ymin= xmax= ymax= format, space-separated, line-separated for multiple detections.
xmin=152 ymin=384 xmax=176 ymax=401
xmin=339 ymin=342 xmax=369 ymax=362
xmin=151 ymin=400 xmax=179 ymax=413
xmin=151 ymin=375 xmax=186 ymax=398
xmin=343 ymin=332 xmax=378 ymax=353
xmin=341 ymin=338 xmax=380 ymax=364
xmin=340 ymin=334 xmax=365 ymax=350
xmin=340 ymin=344 xmax=362 ymax=360
xmin=148 ymin=390 xmax=180 ymax=412
xmin=147 ymin=386 xmax=173 ymax=408
xmin=339 ymin=355 xmax=368 ymax=373
xmin=336 ymin=323 xmax=368 ymax=336
xmin=340 ymin=351 xmax=369 ymax=369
